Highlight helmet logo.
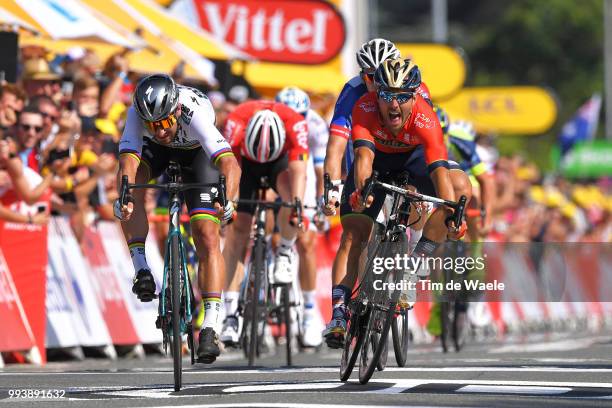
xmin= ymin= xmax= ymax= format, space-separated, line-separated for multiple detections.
xmin=145 ymin=86 xmax=154 ymax=102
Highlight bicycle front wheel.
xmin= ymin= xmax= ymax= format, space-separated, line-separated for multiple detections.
xmin=339 ymin=304 xmax=365 ymax=381
xmin=358 ymin=237 xmax=405 ymax=384
xmin=244 ymin=239 xmax=266 ymax=366
xmin=391 ymin=307 xmax=410 ymax=366
xmin=282 ymin=284 xmax=293 ymax=366
xmin=170 ymin=234 xmax=182 ymax=391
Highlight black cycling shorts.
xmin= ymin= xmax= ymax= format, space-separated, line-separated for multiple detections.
xmin=237 ymin=154 xmax=288 ymax=214
xmin=340 ymin=145 xmax=460 ymax=220
xmin=140 ymin=140 xmax=220 ymax=223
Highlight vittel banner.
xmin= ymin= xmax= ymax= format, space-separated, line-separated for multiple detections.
xmin=194 ymin=0 xmax=346 ymax=64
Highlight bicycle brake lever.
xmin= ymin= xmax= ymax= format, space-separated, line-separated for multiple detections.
xmin=361 ymin=171 xmax=378 ymax=207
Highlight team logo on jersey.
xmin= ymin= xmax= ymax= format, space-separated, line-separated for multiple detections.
xmin=414 ymin=113 xmax=438 ymax=129
xmin=358 ymin=101 xmax=377 ymax=113
xmin=200 ymin=193 xmax=211 ymax=202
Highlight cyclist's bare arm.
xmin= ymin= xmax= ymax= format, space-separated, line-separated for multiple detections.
xmin=354 ymin=146 xmax=374 ymax=192
xmin=216 ymin=155 xmax=241 ymax=201
xmin=288 ymin=159 xmax=307 ymax=202
xmin=323 ymin=136 xmax=347 ymax=183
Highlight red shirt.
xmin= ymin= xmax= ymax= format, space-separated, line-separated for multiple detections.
xmin=351 ymin=92 xmax=447 ymax=165
xmin=224 ymin=100 xmax=309 ymax=162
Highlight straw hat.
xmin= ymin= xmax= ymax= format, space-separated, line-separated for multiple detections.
xmin=22 ymin=57 xmax=60 ymax=81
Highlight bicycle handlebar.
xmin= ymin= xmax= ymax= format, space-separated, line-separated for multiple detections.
xmin=119 ymin=175 xmax=227 ymax=207
xmin=236 ymin=197 xmax=304 ymax=228
xmin=360 ymin=170 xmax=468 ymax=230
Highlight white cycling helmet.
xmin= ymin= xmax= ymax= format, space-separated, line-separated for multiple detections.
xmin=275 ymin=86 xmax=310 ymax=115
xmin=448 ymin=120 xmax=476 ymax=141
xmin=356 ymin=38 xmax=401 ymax=72
xmin=244 ymin=109 xmax=286 ymax=163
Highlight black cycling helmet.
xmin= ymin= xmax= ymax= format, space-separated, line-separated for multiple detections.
xmin=374 ymin=58 xmax=421 ymax=91
xmin=133 ymin=74 xmax=179 ymax=122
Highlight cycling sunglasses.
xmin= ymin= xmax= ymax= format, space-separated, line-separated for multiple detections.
xmin=377 ymin=89 xmax=414 ymax=104
xmin=144 ymin=113 xmax=177 ymax=132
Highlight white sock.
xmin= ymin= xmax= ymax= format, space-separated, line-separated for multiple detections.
xmin=303 ymin=290 xmax=317 ymax=311
xmin=409 ymin=228 xmax=423 ymax=255
xmin=224 ymin=291 xmax=239 ymax=317
xmin=279 ymin=236 xmax=295 ymax=253
xmin=202 ymin=293 xmax=222 ymax=330
xmin=128 ymin=238 xmax=149 ymax=272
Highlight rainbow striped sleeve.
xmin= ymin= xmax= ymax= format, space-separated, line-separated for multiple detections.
xmin=211 ymin=147 xmax=234 ymax=166
xmin=119 ymin=149 xmax=141 ymax=164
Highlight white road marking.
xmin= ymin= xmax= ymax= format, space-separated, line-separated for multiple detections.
xmin=223 ymin=382 xmax=343 ymax=393
xmin=488 ymin=337 xmax=600 ymax=353
xmin=456 ymin=385 xmax=572 ymax=395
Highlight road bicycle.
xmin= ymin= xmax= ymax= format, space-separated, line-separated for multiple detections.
xmin=236 ymin=177 xmax=303 ymax=367
xmin=119 ymin=161 xmax=226 ymax=391
xmin=326 ymin=171 xmax=466 ymax=384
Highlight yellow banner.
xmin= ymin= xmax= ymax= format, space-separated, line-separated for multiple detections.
xmin=440 ymin=87 xmax=558 ymax=135
xmin=396 ymin=43 xmax=466 ymax=100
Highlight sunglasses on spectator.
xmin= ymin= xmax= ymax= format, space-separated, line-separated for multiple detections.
xmin=377 ymin=89 xmax=414 ymax=104
xmin=20 ymin=124 xmax=43 ymax=132
xmin=47 ymin=148 xmax=71 ymax=164
xmin=144 ymin=113 xmax=177 ymax=133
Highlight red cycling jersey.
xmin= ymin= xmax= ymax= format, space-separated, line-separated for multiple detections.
xmin=351 ymin=92 xmax=447 ymax=166
xmin=224 ymin=100 xmax=309 ymax=162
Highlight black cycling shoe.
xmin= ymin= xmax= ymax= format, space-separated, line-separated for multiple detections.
xmin=197 ymin=327 xmax=221 ymax=364
xmin=132 ymin=269 xmax=157 ymax=302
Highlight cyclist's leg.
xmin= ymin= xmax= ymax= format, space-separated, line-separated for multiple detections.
xmin=270 ymin=155 xmax=299 ymax=284
xmin=297 ymin=228 xmax=323 ymax=347
xmin=323 ymin=165 xmax=382 ymax=348
xmin=183 ymin=148 xmax=225 ymax=362
xmin=221 ymin=159 xmax=263 ymax=345
xmin=123 ymin=142 xmax=167 ymax=301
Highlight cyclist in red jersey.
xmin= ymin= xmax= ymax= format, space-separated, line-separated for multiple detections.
xmin=324 ymin=58 xmax=472 ymax=347
xmin=220 ymin=100 xmax=309 ymax=346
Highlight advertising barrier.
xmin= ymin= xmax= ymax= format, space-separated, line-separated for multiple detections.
xmin=96 ymin=222 xmax=162 ymax=345
xmin=46 ymin=218 xmax=114 ymax=353
xmin=0 ymin=220 xmax=48 ymax=363
xmin=0 ymin=248 xmax=37 ymax=356
xmin=82 ymin=225 xmax=140 ymax=346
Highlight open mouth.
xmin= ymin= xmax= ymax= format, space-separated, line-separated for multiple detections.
xmin=388 ymin=111 xmax=402 ymax=125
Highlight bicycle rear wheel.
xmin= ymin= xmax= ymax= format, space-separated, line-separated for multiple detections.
xmin=170 ymin=234 xmax=182 ymax=391
xmin=391 ymin=307 xmax=410 ymax=367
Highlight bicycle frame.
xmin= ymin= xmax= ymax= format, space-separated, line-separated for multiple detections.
xmin=159 ymin=186 xmax=193 ymax=333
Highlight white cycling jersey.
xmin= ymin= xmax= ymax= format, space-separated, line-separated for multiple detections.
xmin=119 ymin=86 xmax=231 ymax=160
xmin=304 ymin=109 xmax=330 ymax=230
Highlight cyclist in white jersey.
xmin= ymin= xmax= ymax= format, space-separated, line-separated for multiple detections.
xmin=115 ymin=74 xmax=241 ymax=364
xmin=275 ymin=86 xmax=328 ymax=347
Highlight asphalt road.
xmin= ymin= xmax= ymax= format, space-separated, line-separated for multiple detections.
xmin=1 ymin=331 xmax=612 ymax=408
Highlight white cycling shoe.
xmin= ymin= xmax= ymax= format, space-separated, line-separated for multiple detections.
xmin=220 ymin=315 xmax=241 ymax=347
xmin=272 ymin=248 xmax=296 ymax=284
xmin=300 ymin=311 xmax=323 ymax=348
